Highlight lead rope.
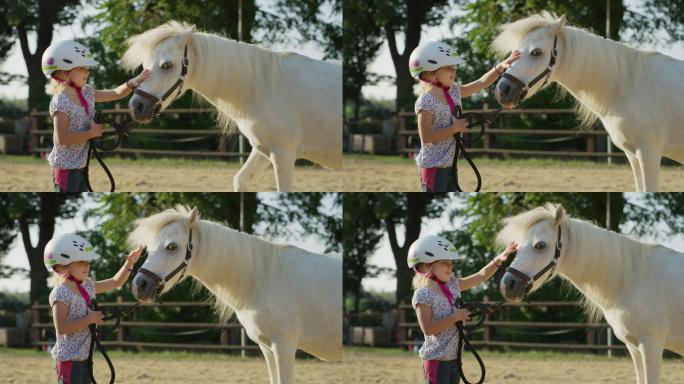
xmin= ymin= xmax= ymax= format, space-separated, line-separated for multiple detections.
xmin=84 ymin=111 xmax=135 ymax=192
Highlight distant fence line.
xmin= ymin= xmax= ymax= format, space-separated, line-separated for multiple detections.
xmin=25 ymin=104 xmax=249 ymax=161
xmin=346 ymin=104 xmax=624 ymax=161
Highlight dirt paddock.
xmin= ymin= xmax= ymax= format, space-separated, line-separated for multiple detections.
xmin=0 ymin=348 xmax=341 ymax=384
xmin=1 ymin=155 xmax=682 ymax=192
xmin=343 ymin=347 xmax=684 ymax=383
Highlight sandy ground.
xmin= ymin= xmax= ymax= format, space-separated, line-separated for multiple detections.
xmin=0 ymin=349 xmax=341 ymax=384
xmin=343 ymin=348 xmax=684 ymax=384
xmin=1 ymin=155 xmax=683 ymax=191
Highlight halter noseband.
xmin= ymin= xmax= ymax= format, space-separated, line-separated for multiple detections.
xmin=137 ymin=228 xmax=194 ymax=300
xmin=133 ymin=45 xmax=189 ymax=117
xmin=501 ymin=35 xmax=558 ymax=104
xmin=505 ymin=226 xmax=562 ymax=296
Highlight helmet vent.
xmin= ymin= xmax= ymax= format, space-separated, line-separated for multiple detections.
xmin=63 ymin=59 xmax=72 ymax=64
xmin=427 ymin=60 xmax=437 ymax=64
xmin=425 ymin=252 xmax=434 ymax=257
xmin=60 ymin=253 xmax=71 ymax=259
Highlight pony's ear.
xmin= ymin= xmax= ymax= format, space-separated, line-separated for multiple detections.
xmin=553 ymin=205 xmax=565 ymax=225
xmin=175 ymin=26 xmax=195 ymax=48
xmin=186 ymin=207 xmax=199 ymax=229
xmin=555 ymin=15 xmax=567 ymax=33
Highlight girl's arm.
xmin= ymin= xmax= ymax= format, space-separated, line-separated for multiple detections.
xmin=459 ymin=242 xmax=518 ymax=291
xmin=416 ymin=304 xmax=471 ymax=336
xmin=52 ymin=302 xmax=103 ymax=335
xmin=94 ymin=69 xmax=151 ymax=103
xmin=417 ymin=110 xmax=467 ymax=144
xmin=95 ymin=246 xmax=143 ymax=294
xmin=461 ymin=50 xmax=521 ymax=98
xmin=53 ymin=112 xmax=102 ymax=145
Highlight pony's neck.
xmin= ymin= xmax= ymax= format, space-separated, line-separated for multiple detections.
xmin=552 ymin=27 xmax=645 ymax=119
xmin=186 ymin=221 xmax=254 ymax=309
xmin=186 ymin=33 xmax=271 ymax=118
xmin=556 ymin=218 xmax=652 ymax=311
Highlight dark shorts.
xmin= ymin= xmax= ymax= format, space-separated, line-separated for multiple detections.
xmin=423 ymin=359 xmax=460 ymax=384
xmin=55 ymin=360 xmax=91 ymax=384
xmin=420 ymin=167 xmax=456 ymax=192
xmin=53 ymin=168 xmax=88 ymax=192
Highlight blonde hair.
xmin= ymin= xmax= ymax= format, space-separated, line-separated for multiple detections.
xmin=411 ymin=263 xmax=432 ymax=290
xmin=47 ymin=71 xmax=70 ymax=95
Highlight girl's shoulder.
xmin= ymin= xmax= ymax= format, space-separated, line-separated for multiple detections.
xmin=49 ymin=284 xmax=73 ymax=306
xmin=449 ymin=84 xmax=462 ymax=100
xmin=415 ymin=91 xmax=437 ymax=115
xmin=49 ymin=92 xmax=72 ymax=117
xmin=82 ymin=84 xmax=95 ymax=99
xmin=448 ymin=276 xmax=461 ymax=292
xmin=412 ymin=286 xmax=436 ymax=307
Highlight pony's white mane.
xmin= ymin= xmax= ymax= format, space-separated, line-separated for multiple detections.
xmin=128 ymin=205 xmax=287 ymax=324
xmin=497 ymin=203 xmax=656 ymax=322
xmin=122 ymin=21 xmax=294 ymax=134
xmin=492 ymin=11 xmax=653 ymax=128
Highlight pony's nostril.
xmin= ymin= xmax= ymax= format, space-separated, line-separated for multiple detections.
xmin=139 ymin=279 xmax=147 ymax=290
xmin=507 ymin=279 xmax=516 ymax=290
xmin=133 ymin=102 xmax=144 ymax=114
xmin=502 ymin=84 xmax=511 ymax=96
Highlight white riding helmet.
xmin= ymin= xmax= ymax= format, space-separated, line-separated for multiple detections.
xmin=44 ymin=233 xmax=100 ymax=270
xmin=41 ymin=40 xmax=99 ymax=78
xmin=407 ymin=235 xmax=465 ymax=268
xmin=408 ymin=41 xmax=465 ymax=79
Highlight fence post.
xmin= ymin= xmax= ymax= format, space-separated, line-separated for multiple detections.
xmin=396 ymin=110 xmax=406 ymax=156
xmin=240 ymin=327 xmax=247 ymax=358
xmin=28 ymin=108 xmax=38 ymax=157
xmin=116 ymin=296 xmax=124 ymax=345
xmin=397 ymin=301 xmax=406 ymax=349
xmin=30 ymin=301 xmax=40 ymax=350
xmin=483 ymin=103 xmax=491 ymax=158
xmin=482 ymin=295 xmax=491 ymax=350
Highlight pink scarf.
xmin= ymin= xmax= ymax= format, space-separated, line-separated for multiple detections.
xmin=66 ymin=274 xmax=91 ymax=306
xmin=52 ymin=76 xmax=90 ymax=116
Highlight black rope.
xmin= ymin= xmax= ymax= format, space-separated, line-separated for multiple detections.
xmin=85 ymin=111 xmax=136 ymax=192
xmin=87 ymin=299 xmax=142 ymax=384
xmin=452 ymin=107 xmax=502 ymax=192
xmin=454 ymin=298 xmax=505 ymax=384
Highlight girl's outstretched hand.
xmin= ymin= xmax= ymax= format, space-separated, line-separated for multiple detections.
xmin=128 ymin=69 xmax=151 ymax=88
xmin=494 ymin=242 xmax=518 ymax=265
xmin=125 ymin=245 xmax=144 ymax=267
xmin=497 ymin=50 xmax=521 ymax=72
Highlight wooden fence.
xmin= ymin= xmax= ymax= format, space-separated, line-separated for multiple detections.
xmin=27 ymin=104 xmax=249 ymax=161
xmin=395 ymin=298 xmax=624 ymax=355
xmin=348 ymin=105 xmax=624 ymax=161
xmin=30 ymin=298 xmax=259 ymax=355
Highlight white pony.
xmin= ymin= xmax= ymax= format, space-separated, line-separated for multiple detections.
xmin=122 ymin=21 xmax=342 ymax=192
xmin=497 ymin=204 xmax=684 ymax=384
xmin=128 ymin=206 xmax=342 ymax=384
xmin=492 ymin=12 xmax=684 ymax=191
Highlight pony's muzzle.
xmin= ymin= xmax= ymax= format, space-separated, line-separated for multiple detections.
xmin=132 ymin=272 xmax=159 ymax=302
xmin=499 ymin=272 xmax=528 ymax=301
xmin=128 ymin=95 xmax=156 ymax=123
xmin=495 ymin=77 xmax=523 ymax=108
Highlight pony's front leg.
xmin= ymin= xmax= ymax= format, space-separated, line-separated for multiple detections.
xmin=269 ymin=146 xmax=296 ymax=192
xmin=272 ymin=337 xmax=297 ymax=384
xmin=233 ymin=147 xmax=272 ymax=191
xmin=626 ymin=343 xmax=645 ymax=384
xmin=636 ymin=146 xmax=662 ymax=192
xmin=624 ymin=151 xmax=644 ymax=192
xmin=639 ymin=336 xmax=663 ymax=383
xmin=258 ymin=343 xmax=278 ymax=384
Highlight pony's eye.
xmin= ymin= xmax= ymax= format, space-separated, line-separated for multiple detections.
xmin=166 ymin=243 xmax=178 ymax=251
xmin=534 ymin=241 xmax=547 ymax=250
xmin=531 ymin=49 xmax=542 ymax=57
xmin=161 ymin=62 xmax=173 ymax=70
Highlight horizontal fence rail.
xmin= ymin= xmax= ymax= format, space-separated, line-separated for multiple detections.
xmin=26 ymin=104 xmax=249 ymax=161
xmin=30 ymin=299 xmax=256 ymax=354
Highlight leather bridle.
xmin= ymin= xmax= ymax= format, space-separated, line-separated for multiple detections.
xmin=137 ymin=228 xmax=194 ymax=300
xmin=501 ymin=35 xmax=558 ymax=104
xmin=505 ymin=226 xmax=562 ymax=296
xmin=133 ymin=45 xmax=189 ymax=117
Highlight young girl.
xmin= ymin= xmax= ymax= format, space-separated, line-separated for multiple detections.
xmin=41 ymin=40 xmax=151 ymax=192
xmin=409 ymin=235 xmax=517 ymax=383
xmin=44 ymin=233 xmax=143 ymax=383
xmin=408 ymin=41 xmax=521 ymax=192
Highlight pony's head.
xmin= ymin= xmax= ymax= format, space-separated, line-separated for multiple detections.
xmin=129 ymin=206 xmax=200 ymax=302
xmin=492 ymin=12 xmax=566 ymax=107
xmin=496 ymin=203 xmax=566 ymax=301
xmin=123 ymin=21 xmax=195 ymax=123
